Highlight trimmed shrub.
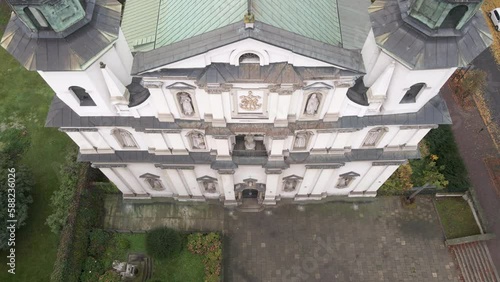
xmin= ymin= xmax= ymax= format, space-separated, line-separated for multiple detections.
xmin=146 ymin=227 xmax=182 ymax=259
xmin=425 ymin=125 xmax=470 ymax=192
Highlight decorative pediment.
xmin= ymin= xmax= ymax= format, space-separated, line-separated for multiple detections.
xmin=165 ymin=82 xmax=196 ymax=90
xmin=196 ymin=175 xmax=218 ymax=182
xmin=282 ymin=175 xmax=304 ymax=181
xmin=139 ymin=173 xmax=160 ymax=179
xmin=303 ymin=82 xmax=334 ymax=90
xmin=339 ymin=171 xmax=360 ymax=178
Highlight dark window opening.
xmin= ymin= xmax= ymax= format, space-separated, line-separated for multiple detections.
xmin=400 ymin=83 xmax=425 ymax=104
xmin=23 ymin=7 xmax=50 ymax=30
xmin=69 ymin=86 xmax=96 ymax=106
xmin=239 ymin=53 xmax=260 ymax=64
xmin=441 ymin=5 xmax=468 ymax=29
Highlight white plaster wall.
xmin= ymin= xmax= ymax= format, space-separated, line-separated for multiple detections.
xmin=144 ymin=39 xmax=339 ymax=72
xmin=38 ymin=33 xmax=134 ymax=117
xmin=326 ymin=161 xmax=373 ymax=195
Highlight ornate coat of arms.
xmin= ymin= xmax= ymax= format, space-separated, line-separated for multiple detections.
xmin=239 ymin=91 xmax=262 ymax=111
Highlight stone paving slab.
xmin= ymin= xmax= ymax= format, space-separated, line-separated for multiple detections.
xmin=223 ymin=197 xmax=460 ymax=282
xmin=103 ymin=195 xmax=224 ymax=232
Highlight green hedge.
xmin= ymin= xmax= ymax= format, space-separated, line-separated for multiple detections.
xmin=146 ymin=227 xmax=182 ymax=259
xmin=425 ymin=125 xmax=470 ymax=192
xmin=50 ymin=165 xmax=105 ymax=282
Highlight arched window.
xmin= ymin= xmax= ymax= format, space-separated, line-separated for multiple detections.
xmin=400 ymin=83 xmax=426 ymax=104
xmin=69 ymin=86 xmax=96 ymax=106
xmin=24 ymin=7 xmax=49 ymax=29
xmin=239 ymin=53 xmax=260 ymax=64
xmin=363 ymin=127 xmax=388 ymax=147
xmin=112 ymin=129 xmax=138 ymax=148
xmin=441 ymin=5 xmax=468 ymax=29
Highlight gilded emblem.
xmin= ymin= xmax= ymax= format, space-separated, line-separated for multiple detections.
xmin=239 ymin=91 xmax=262 ymax=111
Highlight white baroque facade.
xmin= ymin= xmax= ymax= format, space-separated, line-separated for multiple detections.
xmin=2 ymin=0 xmax=492 ymax=206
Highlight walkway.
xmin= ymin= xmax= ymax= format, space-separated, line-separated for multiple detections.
xmin=102 ymin=195 xmax=224 ymax=232
xmin=442 ymin=51 xmax=500 ymax=272
xmin=223 ymin=197 xmax=459 ymax=282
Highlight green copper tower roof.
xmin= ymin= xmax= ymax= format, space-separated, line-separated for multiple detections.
xmin=122 ymin=0 xmax=343 ymax=52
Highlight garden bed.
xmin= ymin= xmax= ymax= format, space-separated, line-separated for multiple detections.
xmin=435 ymin=197 xmax=481 ymax=239
xmin=82 ymin=230 xmax=221 ymax=282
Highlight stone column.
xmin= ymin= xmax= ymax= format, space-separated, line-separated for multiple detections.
xmin=178 ymin=168 xmax=204 ymax=200
xmin=387 ymin=127 xmax=418 ymax=149
xmin=143 ymin=81 xmax=175 ymax=122
xmin=114 ymin=166 xmax=149 ymax=196
xmin=144 ymin=131 xmax=170 ymax=155
xmin=208 ymin=93 xmax=226 ymax=127
xmin=310 ymin=168 xmax=336 ymax=199
xmin=274 ymin=93 xmax=291 ymax=127
xmin=214 ymin=136 xmax=232 ymax=160
xmin=95 ymin=165 xmax=134 ymax=196
xmin=219 ymin=170 xmax=237 ymax=206
xmin=163 ymin=131 xmax=188 ymax=155
xmin=81 ymin=130 xmax=114 ymax=154
xmin=349 ymin=165 xmax=386 ymax=197
xmin=63 ymin=130 xmax=96 ymax=154
xmin=295 ymin=167 xmax=321 ymax=201
xmin=269 ymin=137 xmax=286 ymax=161
xmin=161 ymin=167 xmax=191 ymax=200
xmin=324 ymin=85 xmax=349 ymax=122
xmin=264 ymin=171 xmax=281 ymax=205
xmin=331 ymin=130 xmax=353 ymax=153
xmin=405 ymin=127 xmax=435 ymax=149
xmin=311 ymin=131 xmax=334 ymax=154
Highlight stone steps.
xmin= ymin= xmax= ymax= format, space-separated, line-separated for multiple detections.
xmin=451 ymin=241 xmax=500 ymax=282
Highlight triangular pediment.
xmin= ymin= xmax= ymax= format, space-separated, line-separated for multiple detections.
xmin=139 ymin=173 xmax=160 ymax=179
xmin=282 ymin=174 xmax=304 ymax=181
xmin=303 ymin=82 xmax=334 ymax=90
xmin=339 ymin=171 xmax=360 ymax=178
xmin=165 ymin=82 xmax=196 ymax=90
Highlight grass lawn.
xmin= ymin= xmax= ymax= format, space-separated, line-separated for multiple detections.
xmin=102 ymin=233 xmax=205 ymax=282
xmin=435 ymin=197 xmax=481 ymax=239
xmin=0 ymin=3 xmax=72 ymax=281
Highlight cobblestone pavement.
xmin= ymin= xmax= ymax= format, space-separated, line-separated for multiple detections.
xmin=223 ymin=197 xmax=460 ymax=282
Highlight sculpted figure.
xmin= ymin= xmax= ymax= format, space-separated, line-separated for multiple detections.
xmin=305 ymin=93 xmax=320 ymax=115
xmin=204 ymin=181 xmax=217 ymax=192
xmin=191 ymin=132 xmax=206 ymax=149
xmin=179 ymin=93 xmax=194 ymax=116
xmin=294 ymin=133 xmax=307 ymax=148
xmin=284 ymin=180 xmax=297 ymax=192
xmin=244 ymin=134 xmax=256 ymax=150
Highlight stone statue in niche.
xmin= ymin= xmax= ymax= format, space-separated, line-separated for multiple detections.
xmin=146 ymin=178 xmax=164 ymax=191
xmin=305 ymin=93 xmax=320 ymax=115
xmin=283 ymin=179 xmax=297 ymax=192
xmin=294 ymin=132 xmax=307 ymax=148
xmin=191 ymin=132 xmax=206 ymax=149
xmin=178 ymin=93 xmax=194 ymax=116
xmin=203 ymin=181 xmax=217 ymax=193
xmin=244 ymin=134 xmax=256 ymax=150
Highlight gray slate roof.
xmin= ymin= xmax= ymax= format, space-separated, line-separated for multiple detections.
xmin=78 ymin=148 xmax=418 ymax=164
xmin=369 ymin=0 xmax=492 ymax=70
xmin=0 ymin=0 xmax=121 ymax=71
xmin=45 ymin=94 xmax=452 ymax=130
xmin=131 ymin=21 xmax=365 ymax=75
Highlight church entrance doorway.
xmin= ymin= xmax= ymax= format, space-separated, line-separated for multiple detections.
xmin=242 ymin=189 xmax=259 ymax=198
xmin=234 ymin=178 xmax=266 ymax=207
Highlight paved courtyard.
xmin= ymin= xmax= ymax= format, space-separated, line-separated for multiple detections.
xmin=223 ymin=197 xmax=460 ymax=282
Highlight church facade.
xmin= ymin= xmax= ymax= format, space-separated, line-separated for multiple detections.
xmin=2 ymin=0 xmax=492 ymax=206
